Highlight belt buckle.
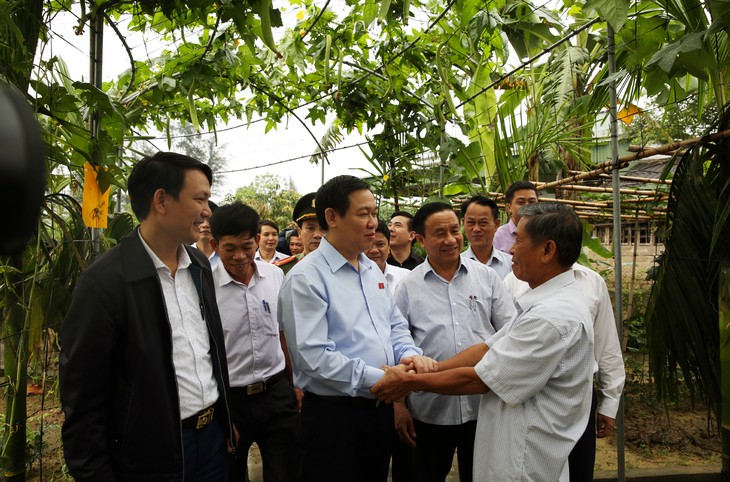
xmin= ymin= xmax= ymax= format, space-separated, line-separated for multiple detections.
xmin=196 ymin=407 xmax=214 ymax=429
xmin=246 ymin=381 xmax=265 ymax=395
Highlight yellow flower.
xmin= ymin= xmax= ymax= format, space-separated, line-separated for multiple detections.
xmin=383 ymin=174 xmax=390 ymax=182
xmin=297 ymin=10 xmax=306 ymax=19
xmin=299 ymin=28 xmax=307 ymax=37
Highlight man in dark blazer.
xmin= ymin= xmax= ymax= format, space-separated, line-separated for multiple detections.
xmin=60 ymin=152 xmax=234 ymax=481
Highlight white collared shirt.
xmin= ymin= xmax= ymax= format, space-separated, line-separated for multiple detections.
xmin=139 ymin=232 xmax=219 ymax=419
xmin=255 ymin=249 xmax=288 ymax=264
xmin=461 ymin=245 xmax=513 ymax=280
xmin=213 ymin=260 xmax=286 ymax=387
xmin=475 ymin=270 xmax=594 ymax=481
xmin=503 ymin=263 xmax=625 ymax=418
xmin=383 ymin=263 xmax=409 ymax=294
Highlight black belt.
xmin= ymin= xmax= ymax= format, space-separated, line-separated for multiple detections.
xmin=233 ymin=371 xmax=287 ymax=396
xmin=181 ymin=406 xmax=215 ymax=430
xmin=306 ymin=392 xmax=381 ymax=409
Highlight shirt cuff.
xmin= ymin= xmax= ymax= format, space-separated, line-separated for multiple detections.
xmin=597 ymin=396 xmax=620 ymax=419
xmin=397 ymin=348 xmax=422 ymax=362
xmin=361 ymin=366 xmax=386 ymax=390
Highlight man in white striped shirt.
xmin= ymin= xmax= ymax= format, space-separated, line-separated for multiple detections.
xmin=210 ymin=202 xmax=302 ymax=482
xmin=373 ymin=202 xmax=594 ymax=481
xmin=393 ymin=202 xmax=515 ymax=482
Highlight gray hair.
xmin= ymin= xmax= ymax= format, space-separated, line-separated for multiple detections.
xmin=519 ymin=202 xmax=582 ymax=267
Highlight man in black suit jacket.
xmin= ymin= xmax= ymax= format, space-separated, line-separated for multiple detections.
xmin=60 ymin=152 xmax=234 ymax=481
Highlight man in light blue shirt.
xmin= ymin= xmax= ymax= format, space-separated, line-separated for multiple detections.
xmin=277 ymin=175 xmax=436 ymax=482
xmin=460 ymin=195 xmax=513 ymax=280
xmin=394 ymin=202 xmax=515 ymax=482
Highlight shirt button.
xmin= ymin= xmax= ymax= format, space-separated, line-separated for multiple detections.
xmin=455 ymin=322 xmax=460 ymax=325
xmin=457 ymin=342 xmax=462 ymax=346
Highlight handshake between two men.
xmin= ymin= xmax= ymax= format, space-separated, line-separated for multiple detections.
xmin=372 ymin=343 xmax=492 ymax=403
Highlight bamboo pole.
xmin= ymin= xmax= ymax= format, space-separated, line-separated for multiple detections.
xmin=596 ymin=174 xmax=674 ymax=185
xmin=540 ymin=183 xmax=664 ymax=196
xmin=539 ymin=128 xmax=730 ymax=191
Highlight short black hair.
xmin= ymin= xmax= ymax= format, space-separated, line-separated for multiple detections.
xmin=390 ymin=210 xmax=414 ymax=231
xmin=209 ymin=201 xmax=260 ymax=240
xmin=519 ymin=202 xmax=582 ymax=267
xmin=413 ymin=202 xmax=454 ymax=236
xmin=259 ymin=219 xmax=279 ymax=233
xmin=460 ymin=195 xmax=499 ymax=221
xmin=315 ymin=175 xmax=371 ymax=231
xmin=128 ymin=151 xmax=212 ymax=221
xmin=375 ymin=220 xmax=390 ymax=242
xmin=505 ymin=181 xmax=538 ymax=204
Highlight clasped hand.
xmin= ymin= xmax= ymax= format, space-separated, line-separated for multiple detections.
xmin=370 ymin=355 xmax=437 ymax=403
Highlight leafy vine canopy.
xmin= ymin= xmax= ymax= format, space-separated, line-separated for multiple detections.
xmin=4 ymin=0 xmax=729 ymax=195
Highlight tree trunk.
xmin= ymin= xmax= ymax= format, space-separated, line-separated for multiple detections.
xmin=2 ymin=252 xmax=28 ymax=481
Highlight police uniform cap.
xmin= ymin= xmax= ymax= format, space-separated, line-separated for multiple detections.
xmin=293 ymin=192 xmax=317 ymax=227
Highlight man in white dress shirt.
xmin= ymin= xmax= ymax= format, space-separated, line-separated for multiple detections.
xmin=373 ymin=202 xmax=594 ymax=481
xmin=394 ymin=202 xmax=515 ymax=482
xmin=254 ymin=219 xmax=289 ymax=264
xmin=210 ymin=202 xmax=301 ymax=482
xmin=503 ymin=263 xmax=625 ymax=481
xmin=366 ymin=220 xmax=409 ymax=293
xmin=60 ymin=152 xmax=233 ymax=481
xmin=460 ymin=196 xmax=512 ymax=280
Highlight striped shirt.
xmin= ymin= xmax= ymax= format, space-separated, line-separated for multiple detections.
xmin=461 ymin=245 xmax=513 ymax=280
xmin=394 ymin=257 xmax=515 ymax=425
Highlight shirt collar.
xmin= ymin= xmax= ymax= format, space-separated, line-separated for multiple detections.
xmin=319 ymin=236 xmax=373 ymax=274
xmin=463 ymin=245 xmax=502 ymax=264
xmin=422 ymin=256 xmax=467 ymax=280
xmin=138 ymin=230 xmax=191 ymax=272
xmin=214 ymin=259 xmax=261 ymax=287
xmin=515 ymin=269 xmax=575 ymax=312
xmin=507 ymin=218 xmax=517 ymax=234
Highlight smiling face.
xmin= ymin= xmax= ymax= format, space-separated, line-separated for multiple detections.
xmin=366 ymin=231 xmax=390 ymax=272
xmin=417 ymin=209 xmax=463 ymax=269
xmin=212 ymin=232 xmax=259 ymax=283
xmin=161 ymin=168 xmax=212 ymax=245
xmin=298 ymin=219 xmax=322 ymax=254
xmin=259 ymin=225 xmax=279 ymax=253
xmin=462 ymin=203 xmax=499 ymax=251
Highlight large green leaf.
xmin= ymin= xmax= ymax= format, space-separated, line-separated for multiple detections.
xmin=584 ymin=0 xmax=630 ymax=31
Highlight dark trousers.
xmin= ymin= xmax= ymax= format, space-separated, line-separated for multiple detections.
xmin=413 ymin=419 xmax=476 ymax=482
xmin=391 ymin=430 xmax=416 ymax=482
xmin=301 ymin=393 xmax=395 ymax=482
xmin=228 ymin=372 xmax=302 ymax=482
xmin=569 ymin=388 xmax=599 ymax=481
xmin=183 ymin=414 xmax=228 ymax=482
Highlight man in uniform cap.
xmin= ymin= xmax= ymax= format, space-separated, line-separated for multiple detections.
xmin=275 ymin=192 xmax=323 ymax=274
